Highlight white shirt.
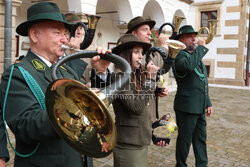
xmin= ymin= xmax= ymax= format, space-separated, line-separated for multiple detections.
xmin=31 ymin=50 xmax=52 ymax=67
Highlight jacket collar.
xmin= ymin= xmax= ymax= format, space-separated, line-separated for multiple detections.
xmin=25 ymin=49 xmax=53 ymax=82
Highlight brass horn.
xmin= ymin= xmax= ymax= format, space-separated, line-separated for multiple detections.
xmin=70 ymin=14 xmax=101 ymax=50
xmin=145 ymin=40 xmax=186 ymax=67
xmin=45 ymin=48 xmax=131 ymax=158
xmin=197 ymin=19 xmax=218 ymax=44
xmin=158 ymin=16 xmax=185 ymax=39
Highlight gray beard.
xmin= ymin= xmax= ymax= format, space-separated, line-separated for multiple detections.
xmin=186 ymin=44 xmax=197 ymax=52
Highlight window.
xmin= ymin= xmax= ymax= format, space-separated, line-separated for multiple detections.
xmin=201 ymin=11 xmax=217 ymax=34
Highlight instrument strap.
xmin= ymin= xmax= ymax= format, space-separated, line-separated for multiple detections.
xmin=194 ymin=62 xmax=207 ymax=83
xmin=2 ymin=65 xmax=43 ymax=157
xmin=173 ymin=54 xmax=206 ymax=82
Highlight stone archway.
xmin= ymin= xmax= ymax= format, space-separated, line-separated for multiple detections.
xmin=142 ymin=0 xmax=165 ymax=29
xmin=173 ymin=9 xmax=187 ymax=31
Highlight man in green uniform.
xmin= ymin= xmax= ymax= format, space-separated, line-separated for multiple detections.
xmin=173 ymin=25 xmax=213 ymax=167
xmin=0 ymin=2 xmax=109 ymax=167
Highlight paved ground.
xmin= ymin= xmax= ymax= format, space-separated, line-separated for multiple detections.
xmin=6 ymin=86 xmax=250 ymax=167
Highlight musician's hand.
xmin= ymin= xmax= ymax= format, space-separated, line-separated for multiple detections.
xmin=91 ymin=47 xmax=111 ymax=74
xmin=158 ymin=87 xmax=168 ymax=97
xmin=101 ymin=142 xmax=110 ymax=153
xmin=159 ymin=113 xmax=171 ymax=123
xmin=206 ymin=106 xmax=213 ymax=117
xmin=90 ymin=88 xmax=100 ymax=93
xmin=159 ymin=33 xmax=170 ymax=48
xmin=198 ymin=38 xmax=206 ymax=46
xmin=146 ymin=61 xmax=159 ymax=80
xmin=86 ymin=82 xmax=100 ymax=93
xmin=0 ymin=158 xmax=6 ymax=167
xmin=155 ymin=140 xmax=168 ymax=147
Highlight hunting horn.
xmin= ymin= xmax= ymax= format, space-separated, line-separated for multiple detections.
xmin=45 ymin=47 xmax=131 ymax=158
xmin=70 ymin=14 xmax=101 ymax=50
xmin=197 ymin=19 xmax=218 ymax=44
xmin=158 ymin=16 xmax=185 ymax=39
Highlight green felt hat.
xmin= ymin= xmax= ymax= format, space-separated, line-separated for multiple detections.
xmin=64 ymin=13 xmax=81 ymax=23
xmin=126 ymin=16 xmax=155 ymax=34
xmin=16 ymin=2 xmax=72 ymax=36
xmin=112 ymin=34 xmax=151 ymax=55
xmin=175 ymin=25 xmax=198 ymax=40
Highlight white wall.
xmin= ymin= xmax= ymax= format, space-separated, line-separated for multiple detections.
xmin=202 ymin=0 xmax=240 ymax=79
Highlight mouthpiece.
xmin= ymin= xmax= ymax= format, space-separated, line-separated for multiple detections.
xmin=149 ymin=36 xmax=154 ymax=41
xmin=61 ymin=44 xmax=81 ymax=52
xmin=193 ymin=41 xmax=198 ymax=47
xmin=137 ymin=60 xmax=143 ymax=65
xmin=61 ymin=44 xmax=70 ymax=51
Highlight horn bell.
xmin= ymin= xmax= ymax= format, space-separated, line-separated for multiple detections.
xmin=46 ymin=78 xmax=116 ymax=158
xmin=197 ymin=19 xmax=218 ymax=44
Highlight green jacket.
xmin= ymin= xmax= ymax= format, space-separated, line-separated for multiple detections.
xmin=173 ymin=45 xmax=212 ymax=114
xmin=0 ymin=109 xmax=9 ymax=162
xmin=66 ymin=58 xmax=88 ymax=80
xmin=112 ymin=77 xmax=156 ymax=146
xmin=0 ymin=50 xmax=83 ymax=167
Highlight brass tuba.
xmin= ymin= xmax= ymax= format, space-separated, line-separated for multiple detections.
xmin=158 ymin=16 xmax=185 ymax=39
xmin=197 ymin=19 xmax=218 ymax=44
xmin=45 ymin=49 xmax=131 ymax=158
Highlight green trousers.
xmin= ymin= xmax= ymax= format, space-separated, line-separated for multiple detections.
xmin=175 ymin=111 xmax=208 ymax=167
xmin=113 ymin=143 xmax=148 ymax=167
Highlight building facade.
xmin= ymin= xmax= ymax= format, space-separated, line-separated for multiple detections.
xmin=0 ymin=0 xmax=249 ymax=86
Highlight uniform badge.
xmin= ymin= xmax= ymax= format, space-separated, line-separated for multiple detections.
xmin=32 ymin=59 xmax=46 ymax=71
xmin=60 ymin=66 xmax=67 ymax=71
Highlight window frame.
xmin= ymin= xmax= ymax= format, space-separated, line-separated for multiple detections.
xmin=195 ymin=1 xmax=222 ymax=37
xmin=200 ymin=10 xmax=218 ymax=35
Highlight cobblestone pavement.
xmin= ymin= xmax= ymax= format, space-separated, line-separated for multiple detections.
xmin=6 ymin=86 xmax=250 ymax=167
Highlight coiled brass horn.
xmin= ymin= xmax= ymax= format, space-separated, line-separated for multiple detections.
xmin=158 ymin=16 xmax=185 ymax=39
xmin=146 ymin=40 xmax=186 ymax=65
xmin=70 ymin=14 xmax=100 ymax=50
xmin=197 ymin=19 xmax=218 ymax=44
xmin=81 ymin=15 xmax=100 ymax=49
xmin=45 ymin=48 xmax=131 ymax=158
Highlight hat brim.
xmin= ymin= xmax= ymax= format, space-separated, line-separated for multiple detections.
xmin=126 ymin=20 xmax=156 ymax=34
xmin=175 ymin=32 xmax=198 ymax=40
xmin=16 ymin=17 xmax=73 ymax=36
xmin=112 ymin=41 xmax=151 ymax=55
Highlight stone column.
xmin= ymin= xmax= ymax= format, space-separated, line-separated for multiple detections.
xmin=0 ymin=0 xmax=21 ymax=77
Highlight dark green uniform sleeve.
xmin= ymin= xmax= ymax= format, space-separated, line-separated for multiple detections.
xmin=175 ymin=45 xmax=208 ymax=76
xmin=0 ymin=109 xmax=9 ymax=162
xmin=0 ymin=67 xmax=58 ymax=145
